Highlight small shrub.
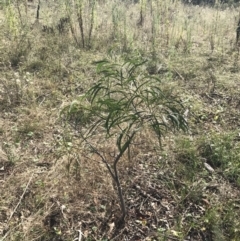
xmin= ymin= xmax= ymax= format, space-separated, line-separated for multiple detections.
xmin=62 ymin=56 xmax=188 ymax=223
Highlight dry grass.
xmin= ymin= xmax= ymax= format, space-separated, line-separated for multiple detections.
xmin=1 ymin=0 xmax=240 ymax=240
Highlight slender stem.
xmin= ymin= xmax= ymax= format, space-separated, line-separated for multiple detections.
xmin=77 ymin=1 xmax=85 ymax=48
xmin=84 ymin=131 xmax=135 ymax=222
xmin=113 ymin=132 xmax=135 ymax=222
xmin=88 ymin=0 xmax=95 ymax=48
xmin=16 ymin=0 xmax=23 ymax=27
xmin=37 ymin=1 xmax=40 ymax=20
xmin=113 ymin=161 xmax=126 ymax=222
xmin=83 ymin=137 xmax=116 ymax=180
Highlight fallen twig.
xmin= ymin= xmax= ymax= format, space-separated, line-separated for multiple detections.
xmin=73 ymin=229 xmax=83 ymax=241
xmin=7 ymin=173 xmax=34 ymax=224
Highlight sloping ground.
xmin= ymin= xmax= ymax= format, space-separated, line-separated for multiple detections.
xmin=1 ymin=50 xmax=240 ymax=241
xmin=1 ymin=1 xmax=240 ymax=241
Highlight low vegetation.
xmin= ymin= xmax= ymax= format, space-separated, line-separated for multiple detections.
xmin=0 ymin=0 xmax=240 ymax=240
